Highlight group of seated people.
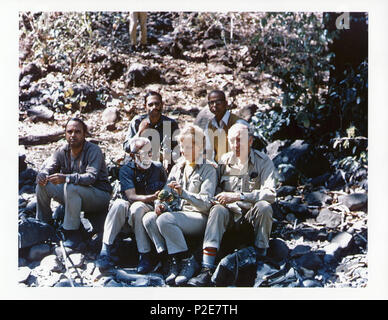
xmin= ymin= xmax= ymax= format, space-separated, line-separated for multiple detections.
xmin=35 ymin=89 xmax=277 ymax=287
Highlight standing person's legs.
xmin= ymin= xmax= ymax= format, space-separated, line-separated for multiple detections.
xmin=36 ymin=182 xmax=65 ymax=224
xmin=138 ymin=12 xmax=147 ymax=45
xmin=129 ymin=12 xmax=139 ymax=46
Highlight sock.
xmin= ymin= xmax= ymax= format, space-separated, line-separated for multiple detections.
xmin=100 ymin=242 xmax=112 ymax=256
xmin=202 ymin=247 xmax=217 ymax=269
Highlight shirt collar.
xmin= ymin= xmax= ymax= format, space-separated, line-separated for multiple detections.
xmin=211 ymin=110 xmax=231 ymax=129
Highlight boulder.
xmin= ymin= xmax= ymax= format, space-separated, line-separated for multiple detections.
xmin=290 ymin=245 xmax=311 ymax=258
xmin=267 ymin=238 xmax=289 ymax=262
xmin=276 ymin=164 xmax=299 ymax=186
xmin=338 ymin=193 xmax=367 ymax=211
xmin=40 ymin=254 xmax=64 ymax=273
xmin=208 ymin=63 xmax=232 ymax=74
xmin=295 ymin=252 xmax=323 ymax=271
xmin=28 ymin=244 xmax=52 ymax=261
xmin=316 ymin=208 xmax=342 ymax=228
xmin=276 ymin=186 xmax=297 ymax=197
xmin=273 ymin=140 xmax=330 ymax=178
xmin=305 ymin=191 xmax=332 ymax=207
xmin=27 ymin=105 xmax=54 ymax=122
xmin=193 ymin=106 xmax=214 ymax=130
xmin=126 ymin=63 xmax=161 ymax=87
xmin=323 ymin=232 xmax=354 ymax=263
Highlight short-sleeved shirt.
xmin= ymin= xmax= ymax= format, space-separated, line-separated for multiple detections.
xmin=119 ymin=161 xmax=167 ymax=201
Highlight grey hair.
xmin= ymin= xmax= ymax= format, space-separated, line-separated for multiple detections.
xmin=228 ymin=122 xmax=255 ymax=139
xmin=128 ymin=137 xmax=151 ymax=153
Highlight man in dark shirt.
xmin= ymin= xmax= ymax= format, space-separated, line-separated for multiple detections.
xmin=96 ymin=137 xmax=167 ymax=273
xmin=35 ymin=118 xmax=112 ymax=249
xmin=123 ymin=91 xmax=179 ymax=171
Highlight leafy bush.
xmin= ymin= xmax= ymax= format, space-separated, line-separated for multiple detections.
xmin=248 ymin=12 xmax=368 ymax=151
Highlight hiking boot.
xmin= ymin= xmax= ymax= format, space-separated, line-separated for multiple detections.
xmin=165 ymin=257 xmax=180 ymax=285
xmin=95 ymin=254 xmax=114 ymax=271
xmin=137 ymin=252 xmax=157 ymax=274
xmin=187 ymin=267 xmax=214 ymax=287
xmin=175 ymin=255 xmax=199 ymax=286
xmin=60 ymin=228 xmax=83 ymax=250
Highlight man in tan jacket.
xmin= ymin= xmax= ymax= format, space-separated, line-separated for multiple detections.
xmin=205 ymin=90 xmax=248 ymax=163
xmin=188 ymin=123 xmax=276 ymax=287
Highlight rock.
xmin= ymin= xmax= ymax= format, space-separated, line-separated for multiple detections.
xmin=305 ymin=191 xmax=332 ymax=207
xmin=20 ymin=62 xmax=43 ymax=83
xmin=266 ymin=140 xmax=287 ymax=160
xmin=27 ymin=105 xmax=54 ymax=122
xmin=208 ymin=63 xmax=232 ymax=74
xmin=316 ymin=208 xmax=342 ymax=228
xmin=18 ymin=266 xmax=32 ymax=283
xmin=276 ymin=186 xmax=296 ymax=197
xmin=290 ymin=245 xmax=311 ymax=258
xmin=267 ymin=238 xmax=289 ymax=262
xmin=28 ymin=244 xmax=52 ymax=261
xmin=338 ymin=193 xmax=367 ymax=211
xmin=18 ymin=218 xmax=57 ymax=249
xmin=302 ymin=279 xmax=323 ymax=287
xmin=102 ymin=106 xmax=120 ymax=125
xmin=193 ymin=106 xmax=214 ymax=130
xmin=285 ymin=213 xmax=297 ymax=223
xmin=202 ymin=39 xmax=220 ymax=50
xmin=237 ymin=104 xmax=258 ymax=121
xmin=127 ymin=63 xmax=161 ymax=87
xmin=323 ymin=232 xmax=354 ymax=263
xmin=54 ymin=280 xmax=77 ymax=287
xmin=279 ymin=200 xmax=309 ymax=218
xmin=276 ymin=164 xmax=299 ymax=186
xmin=273 ymin=140 xmax=330 ymax=178
xmin=295 ymin=252 xmax=323 ymax=271
xmin=310 ymin=172 xmax=331 ymax=187
xmin=105 ymin=279 xmax=124 ymax=287
xmin=194 ymin=88 xmax=207 ymax=98
xmin=327 ymin=170 xmax=347 ymax=190
xmin=40 ymin=254 xmax=64 ymax=273
xmin=68 ymin=253 xmax=85 ymax=268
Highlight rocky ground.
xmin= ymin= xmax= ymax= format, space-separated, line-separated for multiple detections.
xmin=18 ymin=12 xmax=367 ymax=288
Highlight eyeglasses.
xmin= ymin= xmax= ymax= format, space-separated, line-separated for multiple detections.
xmin=208 ymin=99 xmax=225 ymax=107
xmin=147 ymin=101 xmax=162 ymax=107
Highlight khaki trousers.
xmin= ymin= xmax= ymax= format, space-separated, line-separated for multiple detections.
xmin=203 ymin=201 xmax=273 ymax=250
xmin=129 ymin=12 xmax=147 ymax=45
xmin=143 ymin=210 xmax=208 ymax=255
xmin=36 ymin=182 xmax=111 ymax=230
xmin=102 ymin=199 xmax=154 ymax=254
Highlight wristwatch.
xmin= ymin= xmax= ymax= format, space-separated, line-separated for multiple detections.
xmin=66 ymin=176 xmax=71 ymax=184
xmin=240 ymin=192 xmax=246 ymax=201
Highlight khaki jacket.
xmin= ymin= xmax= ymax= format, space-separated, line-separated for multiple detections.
xmin=217 ymin=149 xmax=276 ymax=220
xmin=164 ymin=157 xmax=217 ymax=214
